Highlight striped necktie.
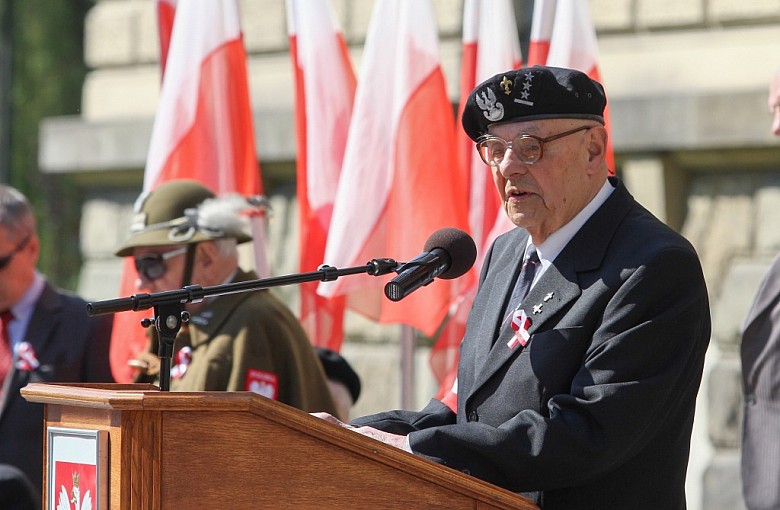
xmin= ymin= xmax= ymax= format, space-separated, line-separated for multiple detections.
xmin=504 ymin=244 xmax=540 ymax=320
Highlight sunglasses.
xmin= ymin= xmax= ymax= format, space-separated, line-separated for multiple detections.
xmin=134 ymin=247 xmax=188 ymax=281
xmin=0 ymin=233 xmax=31 ymax=271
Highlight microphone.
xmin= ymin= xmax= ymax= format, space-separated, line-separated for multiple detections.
xmin=384 ymin=228 xmax=477 ymax=302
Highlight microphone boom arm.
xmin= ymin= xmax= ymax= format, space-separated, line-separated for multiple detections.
xmin=86 ymin=258 xmax=399 ymax=316
xmin=87 ymin=257 xmax=398 ymax=391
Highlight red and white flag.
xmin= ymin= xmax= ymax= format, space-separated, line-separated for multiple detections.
xmin=431 ymin=0 xmax=522 ymax=403
xmin=318 ymin=0 xmax=472 ymax=336
xmin=110 ymin=0 xmax=264 ymax=382
xmin=286 ymin=0 xmax=355 ymax=351
xmin=526 ymin=0 xmax=555 ymax=67
xmin=528 ymin=0 xmax=615 ymax=171
xmin=156 ymin=0 xmax=177 ymax=76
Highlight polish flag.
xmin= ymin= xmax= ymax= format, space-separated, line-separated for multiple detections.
xmin=526 ymin=0 xmax=555 ymax=67
xmin=529 ymin=0 xmax=615 ymax=171
xmin=431 ymin=0 xmax=522 ymax=402
xmin=156 ymin=0 xmax=177 ymax=75
xmin=286 ymin=0 xmax=355 ymax=351
xmin=109 ymin=0 xmax=264 ymax=382
xmin=318 ymin=0 xmax=472 ymax=336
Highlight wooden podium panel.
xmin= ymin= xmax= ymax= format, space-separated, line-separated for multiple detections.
xmin=22 ymin=383 xmax=538 ymax=510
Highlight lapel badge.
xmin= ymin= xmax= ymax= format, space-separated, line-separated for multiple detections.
xmin=507 ymin=309 xmax=532 ymax=350
xmin=170 ymin=346 xmax=192 ymax=380
xmin=14 ymin=342 xmax=40 ymax=371
xmin=533 ymin=303 xmax=543 ymax=314
xmin=544 ymin=292 xmax=554 ymax=302
xmin=500 ymin=76 xmax=513 ymax=95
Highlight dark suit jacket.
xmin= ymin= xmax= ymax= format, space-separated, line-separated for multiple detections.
xmin=741 ymin=252 xmax=780 ymax=510
xmin=353 ymin=179 xmax=711 ymax=509
xmin=0 ymin=283 xmax=114 ymax=499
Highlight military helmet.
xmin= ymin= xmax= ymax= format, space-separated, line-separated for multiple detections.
xmin=115 ymin=179 xmax=253 ymax=257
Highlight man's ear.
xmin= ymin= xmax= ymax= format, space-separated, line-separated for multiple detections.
xmin=196 ymin=241 xmax=219 ymax=267
xmin=587 ymin=126 xmax=608 ymax=163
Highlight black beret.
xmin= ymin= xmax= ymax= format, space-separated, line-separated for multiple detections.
xmin=316 ymin=347 xmax=361 ymax=404
xmin=461 ymin=65 xmax=606 ymax=142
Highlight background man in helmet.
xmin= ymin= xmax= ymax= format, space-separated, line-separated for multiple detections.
xmin=115 ymin=179 xmax=336 ymax=414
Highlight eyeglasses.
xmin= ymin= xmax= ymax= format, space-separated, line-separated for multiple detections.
xmin=0 ymin=233 xmax=31 ymax=271
xmin=134 ymin=247 xmax=188 ymax=281
xmin=475 ymin=125 xmax=592 ymax=167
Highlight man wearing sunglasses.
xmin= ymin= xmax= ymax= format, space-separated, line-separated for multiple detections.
xmin=0 ymin=184 xmax=114 ymax=503
xmin=115 ymin=179 xmax=336 ymax=415
xmin=318 ymin=66 xmax=711 ymax=509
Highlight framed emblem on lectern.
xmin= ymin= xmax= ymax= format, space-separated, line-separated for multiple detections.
xmin=47 ymin=427 xmax=108 ymax=510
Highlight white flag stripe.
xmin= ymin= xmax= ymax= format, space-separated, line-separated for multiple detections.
xmin=546 ymin=0 xmax=598 ymax=72
xmin=321 ymin=0 xmax=441 ymax=291
xmin=144 ymin=0 xmax=242 ymax=190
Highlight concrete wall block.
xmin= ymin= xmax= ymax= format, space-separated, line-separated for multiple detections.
xmin=755 ymin=177 xmax=780 ymax=252
xmin=240 ymin=0 xmax=288 ymax=53
xmin=702 ymin=450 xmax=746 ymax=510
xmin=709 ymin=0 xmax=780 ymax=22
xmin=591 ymin=0 xmax=634 ymax=31
xmin=637 ymin=0 xmax=704 ymax=27
xmin=86 ymin=0 xmax=151 ymax=67
xmin=696 ymin=177 xmax=753 ymax=294
xmin=246 ymin=55 xmax=295 ymax=112
xmin=713 ymin=256 xmax=776 ymax=348
xmin=432 ymin=0 xmax=464 ymax=36
xmin=135 ymin=2 xmax=161 ymax=64
xmin=341 ymin=341 xmax=437 ymax=419
xmin=78 ymin=258 xmax=123 ymax=302
xmin=707 ymin=356 xmax=743 ymax=448
xmin=82 ymin=67 xmax=160 ymax=121
xmin=80 ymin=197 xmax=130 ymax=257
xmin=342 ymin=0 xmax=375 ymax=43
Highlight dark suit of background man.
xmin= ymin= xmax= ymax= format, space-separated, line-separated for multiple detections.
xmin=0 ymin=185 xmax=114 ymax=508
xmin=315 ymin=66 xmax=711 ymax=510
xmin=740 ymin=66 xmax=780 ymax=510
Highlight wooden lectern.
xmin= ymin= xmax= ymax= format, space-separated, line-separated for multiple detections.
xmin=22 ymin=383 xmax=538 ymax=510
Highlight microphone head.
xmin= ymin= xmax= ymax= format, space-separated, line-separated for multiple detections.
xmin=423 ymin=228 xmax=477 ymax=279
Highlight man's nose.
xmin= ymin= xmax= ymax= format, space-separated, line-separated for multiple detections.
xmin=498 ymin=150 xmax=530 ymax=178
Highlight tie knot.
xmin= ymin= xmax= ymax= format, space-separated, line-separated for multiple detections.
xmin=524 ymin=245 xmax=539 ymax=265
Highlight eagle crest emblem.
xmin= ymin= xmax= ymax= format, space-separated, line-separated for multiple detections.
xmin=476 ymin=87 xmax=504 ymax=122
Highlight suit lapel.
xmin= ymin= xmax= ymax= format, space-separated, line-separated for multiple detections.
xmin=0 ymin=284 xmax=60 ymax=418
xmin=465 ymin=178 xmax=634 ymax=403
xmin=471 ymin=258 xmax=582 ymax=394
xmin=24 ymin=284 xmax=62 ymax=356
xmin=471 ymin=231 xmax=528 ymax=377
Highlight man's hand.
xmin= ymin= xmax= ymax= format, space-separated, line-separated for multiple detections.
xmin=311 ymin=412 xmax=410 ymax=451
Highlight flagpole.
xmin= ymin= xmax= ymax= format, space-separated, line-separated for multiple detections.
xmin=400 ymin=324 xmax=416 ymax=409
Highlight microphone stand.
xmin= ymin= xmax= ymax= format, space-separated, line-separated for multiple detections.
xmin=87 ymin=258 xmax=399 ymax=391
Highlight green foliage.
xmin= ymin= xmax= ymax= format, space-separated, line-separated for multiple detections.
xmin=4 ymin=0 xmax=94 ymax=289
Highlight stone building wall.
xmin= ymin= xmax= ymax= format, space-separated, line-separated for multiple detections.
xmin=37 ymin=1 xmax=780 ymax=508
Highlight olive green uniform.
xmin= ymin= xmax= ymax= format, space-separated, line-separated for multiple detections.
xmin=143 ymin=269 xmax=336 ymax=414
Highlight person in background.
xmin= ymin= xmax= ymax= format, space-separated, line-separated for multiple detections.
xmin=740 ymin=66 xmax=780 ymax=510
xmin=0 ymin=184 xmax=114 ymax=505
xmin=316 ymin=347 xmax=361 ymax=421
xmin=115 ymin=179 xmax=336 ymax=414
xmin=315 ymin=66 xmax=711 ymax=510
